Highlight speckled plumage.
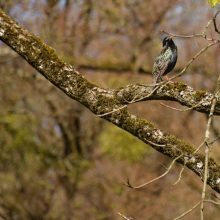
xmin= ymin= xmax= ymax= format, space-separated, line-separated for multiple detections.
xmin=152 ymin=36 xmax=177 ymax=83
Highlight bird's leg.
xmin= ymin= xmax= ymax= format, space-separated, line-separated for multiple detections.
xmin=165 ymin=75 xmax=174 ymax=83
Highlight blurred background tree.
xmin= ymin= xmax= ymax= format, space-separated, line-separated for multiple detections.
xmin=1 ymin=0 xmax=220 ymax=219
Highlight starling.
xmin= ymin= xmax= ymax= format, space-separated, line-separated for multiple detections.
xmin=152 ymin=36 xmax=178 ymax=84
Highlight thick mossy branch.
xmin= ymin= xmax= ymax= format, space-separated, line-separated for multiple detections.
xmin=1 ymin=9 xmax=220 ymax=193
xmin=116 ymin=82 xmax=220 ymax=115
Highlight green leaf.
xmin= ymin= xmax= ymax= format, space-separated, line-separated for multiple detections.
xmin=208 ymin=0 xmax=220 ymax=7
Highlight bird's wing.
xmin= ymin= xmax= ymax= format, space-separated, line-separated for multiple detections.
xmin=153 ymin=55 xmax=168 ymax=75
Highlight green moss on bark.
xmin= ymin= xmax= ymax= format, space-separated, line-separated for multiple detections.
xmin=194 ymin=90 xmax=207 ymax=101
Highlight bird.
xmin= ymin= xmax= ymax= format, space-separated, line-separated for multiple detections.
xmin=152 ymin=36 xmax=178 ymax=84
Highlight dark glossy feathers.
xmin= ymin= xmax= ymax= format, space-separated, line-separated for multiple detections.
xmin=152 ymin=37 xmax=177 ymax=83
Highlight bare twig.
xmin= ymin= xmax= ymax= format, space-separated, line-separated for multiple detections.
xmin=209 ymin=136 xmax=220 ymax=145
xmin=160 ymin=101 xmax=203 ymax=112
xmin=128 ymin=85 xmax=160 ymax=103
xmin=193 ymin=139 xmax=206 ymax=154
xmin=171 ymin=41 xmax=218 ymax=81
xmin=202 ymin=19 xmax=214 ymax=38
xmin=145 ymin=139 xmax=166 ymax=147
xmin=200 ymin=75 xmax=219 ymax=220
xmin=173 ymin=201 xmax=201 ymax=220
xmin=126 ymin=154 xmax=183 ymax=189
xmin=204 ymin=199 xmax=220 ymax=205
xmin=97 ymin=105 xmax=127 ymax=117
xmin=173 ymin=165 xmax=185 ymax=185
xmin=173 ymin=137 xmax=210 ymax=187
xmin=162 ymin=10 xmax=220 ymax=41
xmin=118 ymin=212 xmax=134 ymax=220
xmin=161 ymin=30 xmax=203 ymax=39
xmin=200 ymin=142 xmax=210 ymax=220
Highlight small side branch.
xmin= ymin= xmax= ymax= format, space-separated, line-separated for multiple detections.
xmin=126 ymin=154 xmax=183 ymax=189
xmin=173 ymin=201 xmax=201 ymax=220
xmin=118 ymin=212 xmax=134 ymax=220
xmin=200 ymin=76 xmax=219 ymax=220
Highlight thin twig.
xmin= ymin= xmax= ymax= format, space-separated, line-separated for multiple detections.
xmin=161 ymin=30 xmax=203 ymax=39
xmin=202 ymin=19 xmax=214 ymax=38
xmin=126 ymin=154 xmax=183 ymax=189
xmin=118 ymin=212 xmax=134 ymax=220
xmin=200 ymin=90 xmax=218 ymax=220
xmin=173 ymin=201 xmax=201 ymax=220
xmin=128 ymin=85 xmax=160 ymax=103
xmin=200 ymin=75 xmax=220 ymax=219
xmin=145 ymin=139 xmax=166 ymax=147
xmin=171 ymin=41 xmax=218 ymax=81
xmin=193 ymin=139 xmax=206 ymax=154
xmin=173 ymin=165 xmax=185 ymax=185
xmin=173 ymin=138 xmax=207 ymax=187
xmin=200 ymin=142 xmax=209 ymax=220
xmin=160 ymin=101 xmax=203 ymax=112
xmin=209 ymin=136 xmax=220 ymax=145
xmin=97 ymin=105 xmax=127 ymax=117
xmin=162 ymin=11 xmax=218 ymax=42
xmin=204 ymin=199 xmax=220 ymax=205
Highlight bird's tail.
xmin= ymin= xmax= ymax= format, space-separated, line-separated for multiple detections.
xmin=153 ymin=73 xmax=162 ymax=84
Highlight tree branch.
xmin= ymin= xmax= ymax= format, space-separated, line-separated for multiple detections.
xmin=1 ymin=9 xmax=220 ymax=193
xmin=116 ymin=82 xmax=220 ymax=115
